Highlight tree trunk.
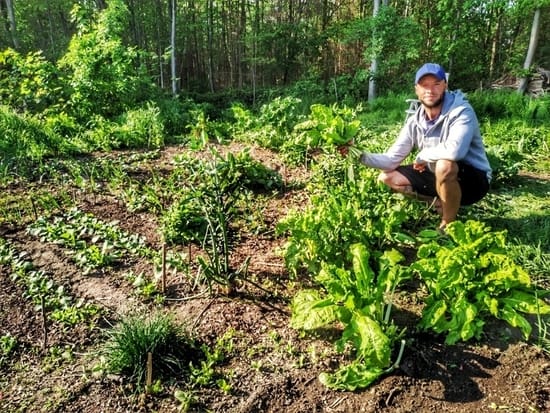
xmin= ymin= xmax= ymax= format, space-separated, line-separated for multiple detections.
xmin=517 ymin=8 xmax=540 ymax=95
xmin=207 ymin=0 xmax=214 ymax=92
xmin=367 ymin=0 xmax=380 ymax=102
xmin=5 ymin=0 xmax=19 ymax=49
xmin=171 ymin=0 xmax=178 ymax=95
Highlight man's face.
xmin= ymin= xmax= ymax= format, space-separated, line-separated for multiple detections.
xmin=415 ymin=74 xmax=446 ymax=108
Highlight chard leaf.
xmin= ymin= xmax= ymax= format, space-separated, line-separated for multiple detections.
xmin=500 ymin=290 xmax=550 ymax=314
xmin=339 ymin=312 xmax=391 ymax=367
xmin=446 ymin=298 xmax=481 ymax=344
xmin=416 ymin=242 xmax=439 ymax=259
xmin=420 ymin=298 xmax=448 ymax=332
xmin=290 ymin=290 xmax=339 ymax=330
xmin=498 ymin=305 xmax=532 ymax=339
xmin=350 ymin=243 xmax=374 ymax=294
xmin=319 ymin=361 xmax=384 ymax=391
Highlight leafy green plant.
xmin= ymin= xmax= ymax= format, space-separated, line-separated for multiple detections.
xmin=0 ymin=237 xmax=99 ymax=326
xmin=101 ymin=312 xmax=198 ymax=391
xmin=277 ymin=168 xmax=418 ymax=277
xmin=486 ymin=146 xmax=524 ymax=187
xmin=291 ymin=243 xmax=407 ymax=390
xmin=27 ymin=208 xmax=154 ymax=273
xmin=58 ymin=0 xmax=154 ymax=120
xmin=281 ymin=103 xmax=362 ymax=166
xmin=0 ymin=106 xmax=79 ymax=179
xmin=189 ymin=329 xmax=235 ymax=389
xmin=0 ymin=48 xmax=64 ymax=113
xmin=412 ymin=220 xmax=550 ymax=345
xmin=0 ymin=333 xmax=17 ymax=368
xmin=162 ymin=148 xmax=281 ymax=292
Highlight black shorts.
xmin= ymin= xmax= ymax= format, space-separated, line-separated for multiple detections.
xmin=396 ymin=162 xmax=490 ymax=205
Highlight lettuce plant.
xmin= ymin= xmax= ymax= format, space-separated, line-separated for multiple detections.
xmin=290 ymin=243 xmax=407 ymax=390
xmin=413 ymin=220 xmax=550 ymax=345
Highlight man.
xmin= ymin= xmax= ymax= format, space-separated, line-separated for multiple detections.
xmin=347 ymin=63 xmax=492 ymax=230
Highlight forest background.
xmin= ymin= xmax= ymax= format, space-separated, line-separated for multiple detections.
xmin=1 ymin=0 xmax=549 ymax=107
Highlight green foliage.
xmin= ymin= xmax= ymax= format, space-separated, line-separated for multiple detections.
xmin=277 ymin=168 xmax=417 ymax=277
xmin=0 ymin=48 xmax=64 ymax=113
xmin=481 ymin=118 xmax=550 ymax=184
xmin=163 ymin=148 xmax=282 ymax=244
xmin=0 ymin=106 xmax=80 ymax=178
xmin=0 ymin=237 xmax=99 ymax=326
xmin=101 ymin=311 xmax=198 ymax=391
xmin=471 ymin=91 xmax=550 ymax=125
xmin=230 ymin=97 xmax=306 ymax=149
xmin=27 ymin=208 xmax=154 ymax=274
xmin=485 ymin=146 xmax=524 ymax=187
xmin=281 ymin=103 xmax=363 ymax=166
xmin=79 ymin=104 xmax=165 ymax=151
xmin=258 ymin=96 xmax=305 ymax=134
xmin=58 ymin=0 xmax=154 ymax=120
xmin=162 ymin=148 xmax=281 ymax=291
xmin=291 ymin=244 xmax=407 ymax=390
xmin=413 ymin=220 xmax=550 ymax=345
xmin=0 ymin=333 xmax=17 ymax=367
xmin=342 ymin=6 xmax=422 ymax=92
xmin=190 ymin=329 xmax=235 ymax=388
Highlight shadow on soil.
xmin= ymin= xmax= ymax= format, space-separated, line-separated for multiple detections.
xmin=400 ymin=335 xmax=499 ymax=403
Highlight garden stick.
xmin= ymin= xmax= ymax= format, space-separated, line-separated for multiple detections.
xmin=161 ymin=243 xmax=167 ymax=293
xmin=41 ymin=295 xmax=47 ymax=352
xmin=146 ymin=352 xmax=153 ymax=392
xmin=30 ymin=196 xmax=38 ymax=221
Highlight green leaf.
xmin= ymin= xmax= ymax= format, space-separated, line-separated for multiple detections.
xmin=498 ymin=306 xmax=532 ymax=339
xmin=319 ymin=361 xmax=384 ymax=391
xmin=420 ymin=298 xmax=448 ymax=333
xmin=340 ymin=312 xmax=391 ymax=367
xmin=500 ymin=290 xmax=550 ymax=314
xmin=290 ymin=290 xmax=339 ymax=330
xmin=350 ymin=243 xmax=374 ymax=294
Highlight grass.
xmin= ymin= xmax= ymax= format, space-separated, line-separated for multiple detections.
xmin=101 ymin=311 xmax=199 ymax=391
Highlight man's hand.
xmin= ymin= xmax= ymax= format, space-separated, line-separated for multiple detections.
xmin=413 ymin=161 xmax=426 ymax=172
xmin=338 ymin=140 xmax=354 ymax=157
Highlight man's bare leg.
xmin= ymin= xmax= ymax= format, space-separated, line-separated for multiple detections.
xmin=434 ymin=160 xmax=461 ymax=228
xmin=378 ymin=170 xmax=443 ymax=214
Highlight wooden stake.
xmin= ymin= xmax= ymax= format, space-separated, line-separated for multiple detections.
xmin=161 ymin=243 xmax=167 ymax=293
xmin=41 ymin=295 xmax=47 ymax=352
xmin=146 ymin=352 xmax=153 ymax=392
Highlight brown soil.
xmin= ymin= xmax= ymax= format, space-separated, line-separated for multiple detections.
xmin=0 ymin=143 xmax=549 ymax=413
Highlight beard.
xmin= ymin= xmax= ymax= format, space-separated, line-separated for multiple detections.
xmin=420 ymin=92 xmax=445 ymax=109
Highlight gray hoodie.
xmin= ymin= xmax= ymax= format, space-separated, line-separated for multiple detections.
xmin=360 ymin=90 xmax=492 ymax=181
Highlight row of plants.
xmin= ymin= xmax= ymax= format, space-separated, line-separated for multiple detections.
xmin=0 ymin=237 xmax=99 ymax=326
xmin=27 ymin=207 xmax=154 ymax=274
xmin=2 ymin=81 xmax=549 ymax=186
xmin=261 ymin=113 xmax=550 ymax=390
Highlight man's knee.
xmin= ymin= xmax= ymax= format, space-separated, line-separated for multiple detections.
xmin=435 ymin=160 xmax=458 ymax=182
xmin=377 ymin=171 xmax=391 ymax=185
xmin=377 ymin=170 xmax=413 ymax=194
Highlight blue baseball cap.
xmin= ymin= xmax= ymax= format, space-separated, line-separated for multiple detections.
xmin=415 ymin=63 xmax=447 ymax=84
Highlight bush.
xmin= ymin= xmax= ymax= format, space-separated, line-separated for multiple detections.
xmin=0 ymin=48 xmax=65 ymax=113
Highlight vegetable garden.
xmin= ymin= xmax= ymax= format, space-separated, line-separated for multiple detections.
xmin=1 ymin=90 xmax=549 ymax=412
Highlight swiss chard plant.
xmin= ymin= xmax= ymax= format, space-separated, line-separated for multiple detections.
xmin=412 ymin=220 xmax=550 ymax=345
xmin=277 ymin=169 xmax=419 ymax=277
xmin=291 ymin=243 xmax=407 ymax=390
xmin=281 ymin=103 xmax=362 ymax=166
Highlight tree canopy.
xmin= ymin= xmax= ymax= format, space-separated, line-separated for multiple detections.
xmin=1 ymin=0 xmax=549 ymax=97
